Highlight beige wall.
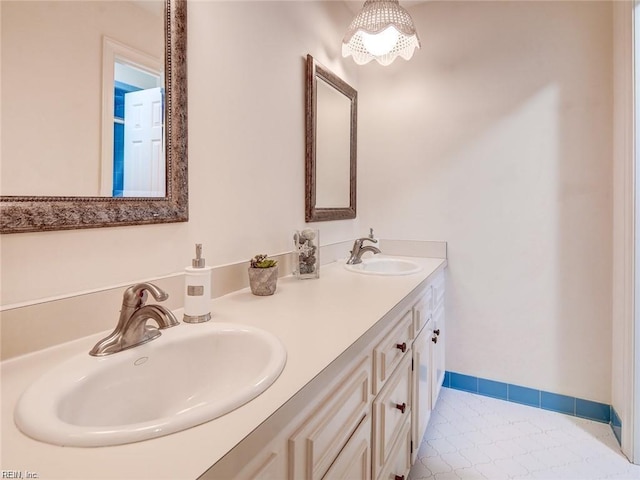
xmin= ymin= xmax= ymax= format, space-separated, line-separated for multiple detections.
xmin=357 ymin=1 xmax=613 ymax=402
xmin=1 ymin=1 xmax=617 ymax=406
xmin=186 ymin=0 xmax=363 ymax=263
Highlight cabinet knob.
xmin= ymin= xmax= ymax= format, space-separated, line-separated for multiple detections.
xmin=434 ymin=329 xmax=440 ymax=336
xmin=432 ymin=336 xmax=438 ymax=344
xmin=396 ymin=342 xmax=407 ymax=353
xmin=395 ymin=475 xmax=405 ymax=480
xmin=395 ymin=402 xmax=407 ymax=414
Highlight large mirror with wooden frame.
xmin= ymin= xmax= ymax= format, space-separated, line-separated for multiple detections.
xmin=305 ymin=54 xmax=357 ymax=222
xmin=0 ymin=0 xmax=188 ymax=233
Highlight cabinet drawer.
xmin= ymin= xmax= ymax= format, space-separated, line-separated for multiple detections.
xmin=412 ymin=287 xmax=433 ymax=336
xmin=373 ymin=310 xmax=412 ymax=394
xmin=289 ymin=355 xmax=372 ymax=480
xmin=377 ymin=417 xmax=411 ymax=480
xmin=432 ymin=271 xmax=445 ymax=308
xmin=322 ymin=414 xmax=371 ymax=480
xmin=372 ymin=354 xmax=412 ymax=479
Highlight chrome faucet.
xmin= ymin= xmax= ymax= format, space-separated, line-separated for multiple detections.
xmin=89 ymin=282 xmax=179 ymax=356
xmin=346 ymin=237 xmax=381 ymax=265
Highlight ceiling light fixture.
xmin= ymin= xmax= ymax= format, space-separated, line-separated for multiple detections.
xmin=342 ymin=0 xmax=421 ymax=66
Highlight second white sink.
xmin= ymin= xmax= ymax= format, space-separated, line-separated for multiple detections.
xmin=345 ymin=257 xmax=422 ymax=276
xmin=15 ymin=322 xmax=286 ymax=447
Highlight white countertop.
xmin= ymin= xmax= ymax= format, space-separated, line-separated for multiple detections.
xmin=1 ymin=257 xmax=446 ymax=480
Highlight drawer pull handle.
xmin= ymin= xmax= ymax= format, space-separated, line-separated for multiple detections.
xmin=432 ymin=336 xmax=438 ymax=344
xmin=434 ymin=329 xmax=441 ymax=336
xmin=395 ymin=475 xmax=405 ymax=480
xmin=395 ymin=402 xmax=407 ymax=414
xmin=396 ymin=342 xmax=407 ymax=353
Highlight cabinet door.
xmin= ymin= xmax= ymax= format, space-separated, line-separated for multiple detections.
xmin=431 ymin=300 xmax=445 ymax=406
xmin=411 ymin=322 xmax=433 ymax=464
xmin=322 ymin=414 xmax=372 ymax=480
xmin=289 ymin=355 xmax=372 ymax=480
xmin=372 ymin=354 xmax=412 ymax=480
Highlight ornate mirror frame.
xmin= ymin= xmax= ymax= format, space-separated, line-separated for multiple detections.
xmin=0 ymin=0 xmax=188 ymax=234
xmin=305 ymin=54 xmax=357 ymax=222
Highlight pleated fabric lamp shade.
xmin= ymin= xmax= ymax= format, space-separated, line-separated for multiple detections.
xmin=342 ymin=0 xmax=421 ymax=66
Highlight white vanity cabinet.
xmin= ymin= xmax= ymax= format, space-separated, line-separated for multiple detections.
xmin=0 ymin=257 xmax=449 ymax=480
xmin=409 ymin=270 xmax=446 ymax=465
xmin=202 ymin=267 xmax=446 ymax=480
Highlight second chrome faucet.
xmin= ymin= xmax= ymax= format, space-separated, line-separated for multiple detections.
xmin=346 ymin=237 xmax=381 ymax=265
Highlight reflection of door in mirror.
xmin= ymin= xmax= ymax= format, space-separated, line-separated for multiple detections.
xmin=121 ymin=86 xmax=164 ymax=197
xmin=315 ymin=78 xmax=352 ymax=208
xmin=0 ymin=1 xmax=164 ymax=198
xmin=111 ymin=60 xmax=164 ymax=197
xmin=101 ymin=37 xmax=164 ymax=197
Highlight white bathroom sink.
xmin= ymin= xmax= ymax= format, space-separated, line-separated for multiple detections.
xmin=14 ymin=322 xmax=286 ymax=447
xmin=345 ymin=257 xmax=422 ymax=276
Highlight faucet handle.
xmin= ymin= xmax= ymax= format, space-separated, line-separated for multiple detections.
xmin=358 ymin=236 xmax=378 ymax=244
xmin=123 ymin=283 xmax=169 ymax=308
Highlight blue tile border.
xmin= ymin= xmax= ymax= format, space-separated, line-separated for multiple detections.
xmin=478 ymin=378 xmax=508 ymax=400
xmin=541 ymin=391 xmax=575 ymax=416
xmin=576 ymin=398 xmax=610 ymax=423
xmin=449 ymin=372 xmax=477 ymax=393
xmin=444 ymin=370 xmax=612 ymax=425
xmin=443 ymin=371 xmax=451 ymax=388
xmin=509 ymin=384 xmax=541 ymax=408
xmin=610 ymin=405 xmax=622 ymax=446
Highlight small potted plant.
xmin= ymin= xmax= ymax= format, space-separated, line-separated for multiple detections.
xmin=248 ymin=254 xmax=279 ymax=296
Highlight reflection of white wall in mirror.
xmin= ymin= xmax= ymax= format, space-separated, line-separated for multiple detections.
xmin=115 ymin=63 xmax=162 ymax=90
xmin=0 ymin=1 xmax=163 ymax=197
xmin=315 ymin=78 xmax=352 ymax=208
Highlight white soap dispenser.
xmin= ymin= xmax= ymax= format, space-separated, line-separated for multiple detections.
xmin=183 ymin=243 xmax=212 ymax=323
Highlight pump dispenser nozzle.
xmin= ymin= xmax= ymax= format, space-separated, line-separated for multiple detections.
xmin=192 ymin=243 xmax=205 ymax=268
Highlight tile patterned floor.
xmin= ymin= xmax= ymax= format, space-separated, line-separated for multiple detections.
xmin=410 ymin=387 xmax=640 ymax=480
